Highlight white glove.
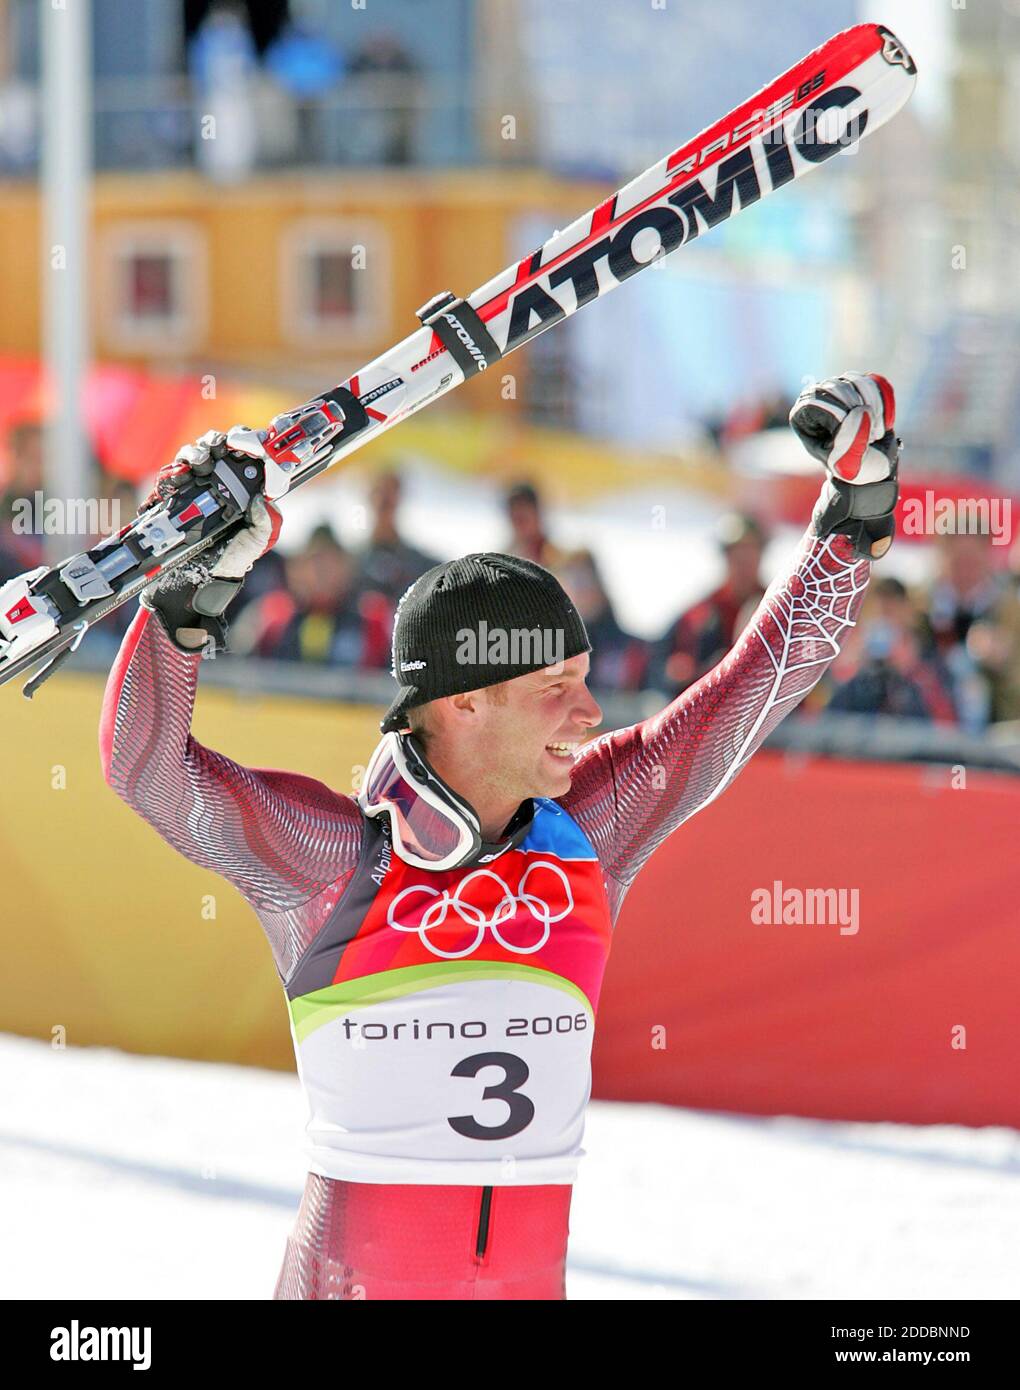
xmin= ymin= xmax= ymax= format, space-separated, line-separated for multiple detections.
xmin=789 ymin=372 xmax=898 ymax=484
xmin=789 ymin=371 xmax=901 ymax=562
xmin=168 ymin=426 xmax=291 ymax=496
xmin=140 ymin=427 xmax=285 ymax=651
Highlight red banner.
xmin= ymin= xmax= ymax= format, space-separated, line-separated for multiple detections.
xmin=763 ymin=469 xmax=1019 ymax=549
xmin=593 ymin=752 xmax=1020 ymax=1126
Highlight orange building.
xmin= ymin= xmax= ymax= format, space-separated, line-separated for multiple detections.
xmin=0 ymin=169 xmax=609 ymax=409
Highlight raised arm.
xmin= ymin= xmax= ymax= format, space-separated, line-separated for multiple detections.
xmin=563 ymin=370 xmax=901 ymax=900
xmin=100 ymin=605 xmax=363 ymax=912
xmin=562 ymin=530 xmax=868 ymax=891
xmin=99 ymin=427 xmax=363 ymax=928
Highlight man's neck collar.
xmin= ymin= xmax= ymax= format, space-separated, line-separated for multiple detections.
xmin=473 ymin=799 xmax=534 ymax=864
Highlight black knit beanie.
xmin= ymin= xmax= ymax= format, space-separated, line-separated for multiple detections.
xmin=380 ymin=552 xmax=591 ymax=733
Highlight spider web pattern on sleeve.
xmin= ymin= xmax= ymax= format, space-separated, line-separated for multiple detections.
xmin=100 ymin=605 xmax=364 ymax=977
xmin=561 ymin=532 xmax=871 ymax=903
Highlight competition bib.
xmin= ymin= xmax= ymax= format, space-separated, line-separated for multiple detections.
xmin=285 ymin=799 xmax=614 ymax=1184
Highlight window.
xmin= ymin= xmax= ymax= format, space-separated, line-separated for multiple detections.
xmin=127 ymin=253 xmax=175 ymax=319
xmin=311 ymin=250 xmax=355 ymax=320
xmin=102 ymin=223 xmax=205 ymax=352
xmin=281 ymin=220 xmax=388 ymax=346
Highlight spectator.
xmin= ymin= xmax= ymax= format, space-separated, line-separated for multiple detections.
xmin=917 ymin=533 xmax=1014 ymax=730
xmin=964 ymin=599 xmax=1020 ymax=724
xmin=264 ymin=19 xmax=344 ymax=163
xmin=265 ymin=20 xmax=344 ymax=99
xmin=556 ymin=548 xmax=648 ymax=692
xmin=88 ymin=476 xmax=136 ymax=545
xmin=504 ymin=481 xmax=565 ymax=570
xmin=650 ymin=513 xmax=767 ymax=696
xmin=0 ymin=419 xmax=45 ymax=581
xmin=758 ymin=391 xmax=795 ymax=432
xmin=352 ymin=470 xmax=436 ymax=603
xmin=346 ymin=30 xmax=421 ymax=165
xmin=826 ymin=577 xmax=957 ymax=722
xmin=0 ymin=78 xmax=37 ymax=175
xmin=707 ymin=391 xmax=794 ymax=449
xmin=189 ymin=1 xmax=258 ymax=182
xmin=920 ymin=532 xmax=1007 ymax=653
xmin=76 ymin=477 xmax=143 ymax=659
xmin=1 ymin=419 xmax=44 ymax=523
xmin=238 ymin=525 xmax=390 ymax=668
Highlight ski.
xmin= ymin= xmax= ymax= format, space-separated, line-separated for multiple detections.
xmin=0 ymin=23 xmax=916 ymax=695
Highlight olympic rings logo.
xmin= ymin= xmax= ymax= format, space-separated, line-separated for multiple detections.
xmin=387 ymin=863 xmax=574 ymax=959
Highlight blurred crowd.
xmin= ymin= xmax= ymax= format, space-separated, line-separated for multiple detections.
xmin=701 ymin=391 xmax=796 ymax=451
xmin=0 ymin=2 xmax=424 ymax=177
xmin=4 ymin=416 xmax=1020 ymax=735
xmin=188 ymin=4 xmax=422 ymax=177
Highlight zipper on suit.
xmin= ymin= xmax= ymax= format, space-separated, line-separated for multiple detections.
xmin=475 ymin=1186 xmax=493 ymax=1260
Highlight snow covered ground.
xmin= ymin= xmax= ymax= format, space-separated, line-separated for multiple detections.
xmin=1 ymin=1034 xmax=1017 ymax=1301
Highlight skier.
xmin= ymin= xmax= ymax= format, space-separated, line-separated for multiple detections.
xmin=100 ymin=372 xmax=899 ymax=1300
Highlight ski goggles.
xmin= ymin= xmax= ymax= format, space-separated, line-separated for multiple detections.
xmin=359 ymin=731 xmax=482 ymax=872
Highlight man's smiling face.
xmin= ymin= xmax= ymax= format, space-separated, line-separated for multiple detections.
xmin=469 ymin=653 xmax=603 ymax=804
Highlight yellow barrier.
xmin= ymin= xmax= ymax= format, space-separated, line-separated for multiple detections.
xmin=0 ymin=671 xmax=383 ymax=1071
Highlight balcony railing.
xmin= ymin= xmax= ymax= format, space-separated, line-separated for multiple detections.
xmin=0 ymin=72 xmax=520 ymax=175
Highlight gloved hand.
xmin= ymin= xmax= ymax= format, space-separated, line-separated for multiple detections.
xmin=789 ymin=372 xmax=900 ymax=561
xmin=140 ymin=427 xmax=285 ymax=652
